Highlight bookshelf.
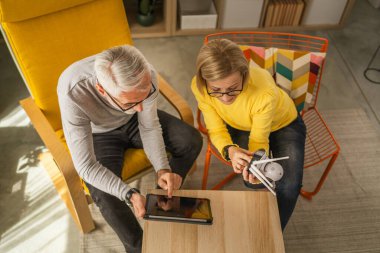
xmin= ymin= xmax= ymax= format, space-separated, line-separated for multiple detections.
xmin=125 ymin=0 xmax=356 ymax=38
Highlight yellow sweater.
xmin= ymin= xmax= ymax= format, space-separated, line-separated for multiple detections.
xmin=191 ymin=67 xmax=297 ymax=155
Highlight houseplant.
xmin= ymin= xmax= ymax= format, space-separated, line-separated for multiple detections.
xmin=136 ymin=0 xmax=157 ymax=26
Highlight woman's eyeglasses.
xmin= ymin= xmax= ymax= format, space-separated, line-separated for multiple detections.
xmin=105 ymin=82 xmax=156 ymax=111
xmin=206 ymin=84 xmax=243 ymax=98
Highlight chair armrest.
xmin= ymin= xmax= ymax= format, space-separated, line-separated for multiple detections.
xmin=157 ymin=74 xmax=194 ymax=126
xmin=19 ymin=97 xmax=94 ymax=232
xmin=20 ymin=97 xmax=76 ymax=177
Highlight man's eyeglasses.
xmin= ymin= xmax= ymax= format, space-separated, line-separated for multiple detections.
xmin=105 ymin=82 xmax=156 ymax=111
xmin=206 ymin=84 xmax=243 ymax=98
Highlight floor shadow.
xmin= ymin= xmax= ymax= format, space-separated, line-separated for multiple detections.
xmin=0 ymin=126 xmax=44 ymax=240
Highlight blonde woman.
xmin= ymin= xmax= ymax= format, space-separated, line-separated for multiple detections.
xmin=191 ymin=39 xmax=306 ymax=230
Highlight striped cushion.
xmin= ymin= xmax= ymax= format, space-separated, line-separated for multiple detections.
xmin=239 ymin=45 xmax=326 ymax=112
xmin=274 ymin=48 xmax=326 ymax=112
xmin=239 ymin=45 xmax=276 ymax=76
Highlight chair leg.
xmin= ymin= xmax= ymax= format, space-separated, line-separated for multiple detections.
xmin=201 ymin=143 xmax=212 ymax=190
xmin=211 ymin=172 xmax=238 ymax=190
xmin=202 ymin=145 xmax=238 ymax=190
xmin=39 ymin=152 xmax=95 ymax=233
xmin=300 ymin=153 xmax=339 ymax=200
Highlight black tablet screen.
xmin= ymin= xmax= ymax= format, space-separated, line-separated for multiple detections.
xmin=144 ymin=194 xmax=212 ymax=223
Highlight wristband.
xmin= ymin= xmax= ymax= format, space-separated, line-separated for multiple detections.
xmin=125 ymin=188 xmax=140 ymax=207
xmin=222 ymin=144 xmax=238 ymax=161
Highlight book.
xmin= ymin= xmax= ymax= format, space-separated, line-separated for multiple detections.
xmin=293 ymin=0 xmax=305 ymax=26
xmin=264 ymin=0 xmax=275 ymax=27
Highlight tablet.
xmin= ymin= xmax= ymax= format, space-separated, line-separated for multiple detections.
xmin=143 ymin=194 xmax=213 ymax=225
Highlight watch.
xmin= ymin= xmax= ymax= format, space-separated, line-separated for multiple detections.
xmin=222 ymin=144 xmax=238 ymax=161
xmin=125 ymin=188 xmax=140 ymax=207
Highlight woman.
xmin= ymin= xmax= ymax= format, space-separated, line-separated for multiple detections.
xmin=191 ymin=39 xmax=306 ymax=230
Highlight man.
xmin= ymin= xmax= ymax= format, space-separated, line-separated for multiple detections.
xmin=57 ymin=45 xmax=202 ymax=252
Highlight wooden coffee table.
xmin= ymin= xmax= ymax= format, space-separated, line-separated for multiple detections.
xmin=142 ymin=189 xmax=285 ymax=253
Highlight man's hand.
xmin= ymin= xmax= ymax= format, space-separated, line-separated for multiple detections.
xmin=157 ymin=169 xmax=182 ymax=198
xmin=130 ymin=193 xmax=146 ymax=218
xmin=229 ymin=146 xmax=253 ymax=174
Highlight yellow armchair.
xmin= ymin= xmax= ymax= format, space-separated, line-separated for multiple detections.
xmin=0 ymin=0 xmax=194 ymax=233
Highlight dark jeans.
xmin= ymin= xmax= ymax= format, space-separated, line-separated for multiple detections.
xmin=85 ymin=110 xmax=203 ymax=253
xmin=227 ymin=114 xmax=306 ymax=230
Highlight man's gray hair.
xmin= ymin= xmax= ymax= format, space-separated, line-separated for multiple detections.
xmin=95 ymin=45 xmax=150 ymax=96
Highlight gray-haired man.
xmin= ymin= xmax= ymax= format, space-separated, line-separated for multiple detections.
xmin=57 ymin=45 xmax=202 ymax=252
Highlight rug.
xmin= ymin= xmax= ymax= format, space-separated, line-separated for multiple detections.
xmin=80 ymin=108 xmax=380 ymax=253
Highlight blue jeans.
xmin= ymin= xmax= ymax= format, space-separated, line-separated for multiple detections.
xmin=85 ymin=110 xmax=203 ymax=253
xmin=227 ymin=114 xmax=306 ymax=230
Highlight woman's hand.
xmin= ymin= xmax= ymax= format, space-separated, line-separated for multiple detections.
xmin=228 ymin=146 xmax=253 ymax=173
xmin=242 ymin=167 xmax=256 ymax=183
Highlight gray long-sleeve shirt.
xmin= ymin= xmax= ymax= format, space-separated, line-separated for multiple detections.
xmin=57 ymin=54 xmax=169 ymax=201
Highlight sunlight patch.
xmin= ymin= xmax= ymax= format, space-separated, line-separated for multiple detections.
xmin=0 ymin=150 xmax=73 ymax=253
xmin=0 ymin=106 xmax=30 ymax=127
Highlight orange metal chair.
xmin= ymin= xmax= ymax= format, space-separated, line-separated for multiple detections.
xmin=198 ymin=32 xmax=340 ymax=200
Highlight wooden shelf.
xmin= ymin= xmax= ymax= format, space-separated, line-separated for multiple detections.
xmin=124 ymin=0 xmax=171 ymax=38
xmin=128 ymin=12 xmax=167 ymax=38
xmin=124 ymin=0 xmax=356 ymax=38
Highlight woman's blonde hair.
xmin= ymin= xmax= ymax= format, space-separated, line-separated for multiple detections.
xmin=196 ymin=39 xmax=249 ymax=93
